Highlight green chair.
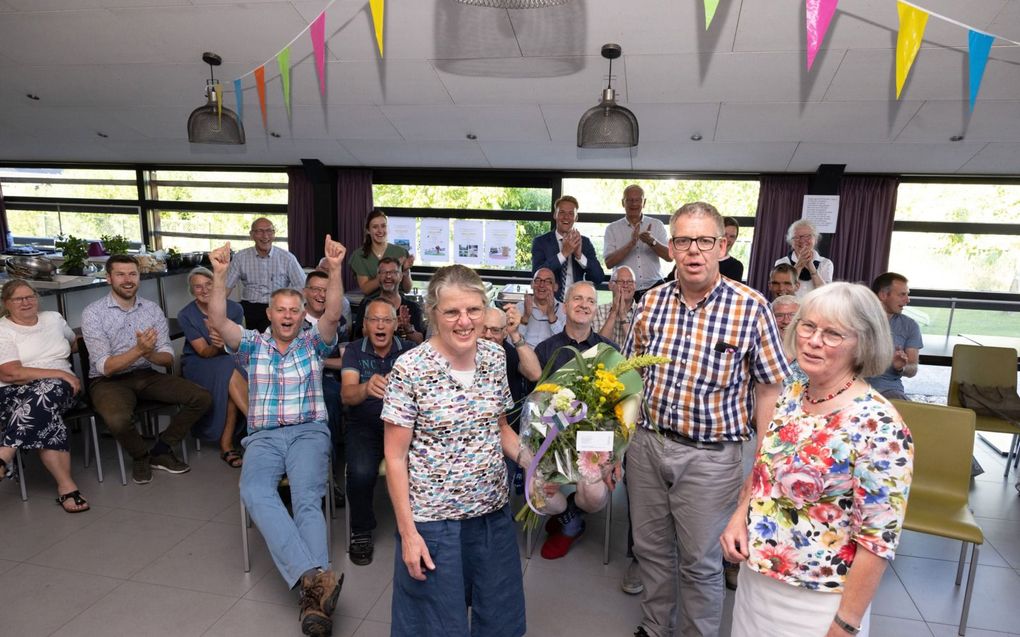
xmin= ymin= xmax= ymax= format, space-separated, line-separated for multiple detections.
xmin=948 ymin=344 xmax=1020 ymax=477
xmin=891 ymin=400 xmax=983 ymax=636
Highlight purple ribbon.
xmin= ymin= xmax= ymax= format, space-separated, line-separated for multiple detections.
xmin=524 ymin=402 xmax=588 ymax=515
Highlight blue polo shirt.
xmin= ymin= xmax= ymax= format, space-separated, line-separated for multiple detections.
xmin=341 ymin=336 xmax=412 ymax=426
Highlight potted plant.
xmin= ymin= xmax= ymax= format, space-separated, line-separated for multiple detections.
xmin=165 ymin=247 xmax=183 ymax=270
xmin=100 ymin=234 xmax=131 ymax=255
xmin=55 ymin=235 xmax=90 ymax=276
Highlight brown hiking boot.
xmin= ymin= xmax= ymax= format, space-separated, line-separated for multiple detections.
xmin=299 ymin=570 xmax=343 ymax=636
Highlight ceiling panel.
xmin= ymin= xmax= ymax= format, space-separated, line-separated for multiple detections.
xmin=895 ymin=101 xmax=1020 ymax=143
xmin=381 ymin=104 xmax=550 ymax=142
xmin=435 ymin=56 xmax=610 ymax=105
xmin=286 ymin=59 xmax=453 ymax=106
xmin=717 ymin=101 xmax=922 ymax=143
xmin=340 ymin=139 xmax=490 ymax=167
xmin=957 ymin=142 xmax=1020 ymax=174
xmin=479 ymin=142 xmax=633 ymax=170
xmin=630 ymin=141 xmax=798 ymax=172
xmin=788 ymin=141 xmax=986 ymax=173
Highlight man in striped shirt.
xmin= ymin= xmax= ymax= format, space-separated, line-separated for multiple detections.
xmin=226 ymin=217 xmax=308 ymax=332
xmin=625 ymin=202 xmax=789 ymax=637
xmin=208 ymin=236 xmax=346 ymax=637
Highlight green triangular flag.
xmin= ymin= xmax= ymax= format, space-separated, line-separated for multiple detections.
xmin=704 ymin=0 xmax=720 ymax=29
xmin=277 ymin=47 xmax=291 ymax=117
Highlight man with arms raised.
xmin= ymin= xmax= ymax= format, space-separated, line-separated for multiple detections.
xmin=207 ymin=237 xmax=346 ymax=637
xmin=516 ymin=267 xmax=566 ymax=348
xmin=626 ymin=202 xmax=789 ymax=637
xmin=531 ymin=195 xmax=604 ymax=301
xmin=604 ymin=185 xmax=670 ymax=300
xmin=226 ymin=217 xmax=307 ymax=332
xmin=594 ymin=265 xmax=638 ymax=346
xmin=82 ymin=255 xmax=211 ymax=485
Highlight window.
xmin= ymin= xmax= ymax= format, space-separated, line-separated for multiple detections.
xmin=151 ymin=211 xmax=288 ymax=253
xmin=5 ymin=204 xmax=142 ymax=246
xmin=148 ymin=170 xmax=287 ymax=204
xmin=0 ymin=167 xmax=137 ymax=199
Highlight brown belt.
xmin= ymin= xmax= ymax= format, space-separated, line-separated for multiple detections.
xmin=656 ymin=428 xmax=726 ymax=451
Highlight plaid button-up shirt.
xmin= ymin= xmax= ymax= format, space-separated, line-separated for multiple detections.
xmin=225 ymin=246 xmax=307 ymax=304
xmin=624 ymin=276 xmax=790 ymax=442
xmin=230 ymin=327 xmax=336 ymax=432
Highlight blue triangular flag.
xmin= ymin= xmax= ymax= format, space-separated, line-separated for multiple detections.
xmin=968 ymin=30 xmax=994 ymax=112
xmin=233 ymin=78 xmax=244 ymax=122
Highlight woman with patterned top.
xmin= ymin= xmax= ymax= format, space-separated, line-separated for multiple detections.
xmin=382 ymin=264 xmax=527 ymax=637
xmin=721 ymin=282 xmax=913 ymax=637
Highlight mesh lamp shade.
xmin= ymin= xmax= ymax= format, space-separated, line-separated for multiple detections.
xmin=577 ymin=87 xmax=639 ymax=148
xmin=455 ymin=0 xmax=572 ymax=7
xmin=188 ymin=80 xmax=245 ymax=144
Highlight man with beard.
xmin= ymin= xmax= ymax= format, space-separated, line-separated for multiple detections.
xmin=226 ymin=217 xmax=308 ymax=332
xmin=352 ymin=257 xmax=423 ymax=344
xmin=207 ymin=236 xmax=346 ymax=637
xmin=82 ymin=255 xmax=212 ymax=485
xmin=533 ymin=281 xmax=619 ymax=560
xmin=340 ymin=298 xmax=413 ymax=566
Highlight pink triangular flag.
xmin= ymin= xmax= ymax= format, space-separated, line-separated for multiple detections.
xmin=310 ymin=12 xmax=327 ymax=96
xmin=806 ymin=0 xmax=839 ymax=70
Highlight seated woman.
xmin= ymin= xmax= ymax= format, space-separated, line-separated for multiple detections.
xmin=179 ymin=267 xmax=249 ymax=467
xmin=348 ymin=209 xmax=413 ymax=295
xmin=0 ymin=279 xmax=87 ymax=512
xmin=774 ymin=219 xmax=834 ymax=297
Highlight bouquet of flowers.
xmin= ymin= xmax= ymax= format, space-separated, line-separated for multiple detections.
xmin=514 ymin=343 xmax=669 ymax=530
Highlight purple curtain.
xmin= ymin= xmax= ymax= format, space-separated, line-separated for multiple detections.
xmin=286 ymin=167 xmax=316 ymax=267
xmin=0 ymin=181 xmax=9 ymax=251
xmin=828 ymin=176 xmax=899 ymax=286
xmin=748 ymin=175 xmax=810 ymax=294
xmin=337 ymin=168 xmax=374 ymax=292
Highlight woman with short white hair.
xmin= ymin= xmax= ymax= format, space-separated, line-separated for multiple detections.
xmin=774 ymin=219 xmax=834 ymax=296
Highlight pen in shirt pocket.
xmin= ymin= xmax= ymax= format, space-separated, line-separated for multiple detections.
xmin=714 ymin=341 xmax=738 ymax=354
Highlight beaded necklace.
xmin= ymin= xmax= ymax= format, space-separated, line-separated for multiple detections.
xmin=804 ymin=375 xmax=857 ymax=405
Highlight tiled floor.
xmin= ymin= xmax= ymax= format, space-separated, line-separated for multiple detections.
xmin=2 ymin=428 xmax=1019 ymax=637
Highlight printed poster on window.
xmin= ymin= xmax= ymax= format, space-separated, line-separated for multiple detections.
xmin=801 ymin=195 xmax=839 ymax=234
xmin=420 ymin=217 xmax=450 ymax=264
xmin=484 ymin=220 xmax=516 ymax=266
xmin=386 ymin=217 xmax=417 ymax=256
xmin=453 ymin=219 xmax=484 ymax=266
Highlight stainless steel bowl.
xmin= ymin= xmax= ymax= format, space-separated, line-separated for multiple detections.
xmin=5 ymin=255 xmax=56 ymax=281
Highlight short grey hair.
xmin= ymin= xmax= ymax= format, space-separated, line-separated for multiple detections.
xmin=786 ymin=219 xmax=820 ymax=247
xmin=783 ymin=282 xmax=893 ymax=378
xmin=364 ymin=297 xmax=398 ymax=319
xmin=670 ymin=202 xmax=724 ymax=236
xmin=485 ymin=307 xmax=508 ymax=326
xmin=564 ymin=280 xmax=596 ymax=300
xmin=611 ymin=265 xmax=636 ymax=282
xmin=425 ymin=264 xmax=487 ymax=314
xmin=186 ymin=266 xmax=214 ymax=296
xmin=770 ymin=295 xmax=800 ymax=311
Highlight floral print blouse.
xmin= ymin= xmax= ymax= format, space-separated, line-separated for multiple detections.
xmin=745 ymin=378 xmax=913 ymax=592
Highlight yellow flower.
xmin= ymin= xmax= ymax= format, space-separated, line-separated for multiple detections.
xmin=594 ymin=369 xmax=625 ymax=398
xmin=610 ymin=354 xmax=672 ymax=376
xmin=535 ymin=383 xmax=561 ymax=393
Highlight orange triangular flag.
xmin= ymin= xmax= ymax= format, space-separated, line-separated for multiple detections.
xmin=369 ymin=0 xmax=385 ymax=57
xmin=895 ymin=1 xmax=929 ymax=98
xmin=254 ymin=65 xmax=268 ymax=129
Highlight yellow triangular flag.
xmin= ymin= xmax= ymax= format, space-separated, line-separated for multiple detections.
xmin=895 ymin=1 xmax=929 ymax=98
xmin=369 ymin=0 xmax=385 ymax=57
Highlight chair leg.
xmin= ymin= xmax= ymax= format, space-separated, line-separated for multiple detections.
xmin=959 ymin=545 xmax=980 ymax=636
xmin=325 ymin=471 xmax=334 ymax=566
xmin=180 ymin=438 xmax=188 ymax=464
xmin=526 ymin=521 xmax=536 ymax=559
xmin=90 ymin=417 xmax=104 ymax=483
xmin=15 ymin=448 xmax=27 ymax=502
xmin=1003 ymin=435 xmax=1017 ymax=478
xmin=344 ymin=469 xmax=351 ymax=554
xmin=83 ymin=419 xmax=92 ymax=469
xmin=240 ymin=497 xmax=251 ymax=573
xmin=115 ymin=442 xmax=127 ymax=486
xmin=603 ymin=495 xmax=612 ymax=565
xmin=195 ymin=437 xmax=201 ymax=452
xmin=955 ymin=541 xmax=968 ymax=585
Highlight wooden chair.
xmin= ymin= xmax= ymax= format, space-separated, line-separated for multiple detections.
xmin=891 ymin=400 xmax=983 ymax=636
xmin=948 ymin=344 xmax=1020 ymax=477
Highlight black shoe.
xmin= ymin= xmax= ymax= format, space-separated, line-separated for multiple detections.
xmin=634 ymin=627 xmax=650 ymax=637
xmin=349 ymin=532 xmax=374 ymax=566
xmin=333 ymin=484 xmax=346 ymax=509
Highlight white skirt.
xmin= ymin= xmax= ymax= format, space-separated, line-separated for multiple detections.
xmin=730 ymin=564 xmax=871 ymax=637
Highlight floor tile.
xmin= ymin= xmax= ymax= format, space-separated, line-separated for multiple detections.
xmin=27 ymin=507 xmax=204 ymax=579
xmin=0 ymin=496 xmax=113 ymax=562
xmin=202 ymin=599 xmax=359 ymax=637
xmin=1 ymin=562 xmax=121 ymax=636
xmin=968 ymin=479 xmax=1020 ymax=521
xmin=365 ymin=582 xmax=392 ymax=623
xmin=927 ymin=622 xmax=1020 ymax=637
xmin=0 ymin=558 xmax=19 ymax=575
xmin=974 ymin=516 xmax=1020 ymax=569
xmin=351 ymin=619 xmax=391 ymax=637
xmin=872 ymin=566 xmax=923 ymax=620
xmin=523 ymin=562 xmax=642 ymax=635
xmin=869 ymin=614 xmax=933 ymax=637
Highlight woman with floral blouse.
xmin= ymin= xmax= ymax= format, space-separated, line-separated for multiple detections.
xmin=382 ymin=264 xmax=527 ymax=637
xmin=721 ymin=282 xmax=913 ymax=637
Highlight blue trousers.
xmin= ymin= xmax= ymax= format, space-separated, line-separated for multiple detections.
xmin=239 ymin=421 xmax=331 ymax=589
xmin=392 ymin=505 xmax=526 ymax=637
xmin=344 ymin=417 xmax=384 ymax=535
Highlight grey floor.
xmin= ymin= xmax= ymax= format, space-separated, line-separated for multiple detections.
xmin=2 ymin=393 xmax=1019 ymax=636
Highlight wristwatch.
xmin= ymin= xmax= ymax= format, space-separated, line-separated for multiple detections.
xmin=649 ymin=238 xmax=657 ymax=247
xmin=512 ymin=336 xmax=527 ymax=348
xmin=833 ymin=614 xmax=861 ymax=635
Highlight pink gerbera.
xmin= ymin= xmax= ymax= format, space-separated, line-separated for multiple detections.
xmin=577 ymin=451 xmax=609 ymax=483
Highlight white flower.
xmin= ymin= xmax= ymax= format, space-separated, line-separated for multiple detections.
xmin=618 ymin=394 xmax=641 ymax=428
xmin=551 ymin=388 xmax=576 ymax=412
xmin=581 ymin=345 xmax=600 ymax=359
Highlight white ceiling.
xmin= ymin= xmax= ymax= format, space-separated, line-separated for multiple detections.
xmin=2 ymin=0 xmax=1020 ymax=174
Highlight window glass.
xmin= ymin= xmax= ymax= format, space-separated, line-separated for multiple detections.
xmin=148 ymin=170 xmax=287 ymax=204
xmin=153 ymin=211 xmax=288 ymax=253
xmin=903 ymin=303 xmax=1020 ymax=339
xmin=888 ymin=231 xmax=1020 ymax=293
xmin=896 ymin=183 xmax=1020 ymax=223
xmin=0 ymin=167 xmax=136 ymax=199
xmin=7 ymin=206 xmax=142 ymax=244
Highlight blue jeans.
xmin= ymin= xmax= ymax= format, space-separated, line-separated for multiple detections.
xmin=344 ymin=417 xmax=384 ymax=535
xmin=392 ymin=505 xmax=526 ymax=637
xmin=239 ymin=421 xmax=331 ymax=589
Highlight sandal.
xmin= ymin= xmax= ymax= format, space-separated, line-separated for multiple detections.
xmin=56 ymin=490 xmax=90 ymax=513
xmin=221 ymin=450 xmax=243 ymax=468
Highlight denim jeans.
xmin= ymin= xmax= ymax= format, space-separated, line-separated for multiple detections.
xmin=239 ymin=421 xmax=331 ymax=588
xmin=391 ymin=505 xmax=526 ymax=637
xmin=344 ymin=417 xmax=384 ymax=535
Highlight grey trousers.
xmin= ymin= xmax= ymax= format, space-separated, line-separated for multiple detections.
xmin=627 ymin=427 xmax=744 ymax=637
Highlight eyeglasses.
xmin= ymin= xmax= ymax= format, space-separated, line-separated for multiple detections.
xmin=252 ymin=228 xmax=275 ymax=235
xmin=438 ymin=307 xmax=485 ymax=322
xmin=611 ymin=280 xmax=635 ymax=287
xmin=481 ymin=326 xmax=506 ymax=335
xmin=365 ymin=317 xmax=396 ymax=325
xmin=623 ymin=197 xmax=644 ymax=204
xmin=378 ymin=269 xmax=400 ymax=277
xmin=670 ymin=236 xmax=721 ymax=251
xmin=305 ymin=286 xmax=327 ymax=295
xmin=532 ymin=277 xmax=554 ymax=286
xmin=9 ymin=294 xmax=37 ymax=304
xmin=795 ymin=320 xmax=850 ymax=347
xmin=773 ymin=312 xmax=796 ymax=321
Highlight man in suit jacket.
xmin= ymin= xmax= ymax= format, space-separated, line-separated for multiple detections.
xmin=531 ymin=195 xmax=605 ymax=301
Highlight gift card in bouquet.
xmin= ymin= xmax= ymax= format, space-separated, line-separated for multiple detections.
xmin=576 ymin=431 xmax=614 ymax=452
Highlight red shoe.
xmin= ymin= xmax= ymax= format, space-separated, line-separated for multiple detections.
xmin=540 ymin=522 xmax=585 ymax=560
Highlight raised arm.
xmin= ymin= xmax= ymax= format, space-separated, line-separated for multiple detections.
xmin=316 ymin=235 xmax=346 ymax=346
xmin=207 ymin=243 xmax=243 ymax=351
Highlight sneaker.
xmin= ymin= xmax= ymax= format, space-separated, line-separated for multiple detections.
xmin=634 ymin=627 xmax=650 ymax=637
xmin=132 ymin=457 xmax=152 ymax=484
xmin=150 ymin=451 xmax=190 ymax=474
xmin=724 ymin=563 xmax=740 ymax=591
xmin=299 ymin=570 xmax=344 ymax=636
xmin=349 ymin=532 xmax=374 ymax=566
xmin=621 ymin=558 xmax=643 ymax=595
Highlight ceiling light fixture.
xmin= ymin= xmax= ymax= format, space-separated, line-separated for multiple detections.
xmin=577 ymin=43 xmax=638 ymax=149
xmin=187 ymin=52 xmax=246 ymax=145
xmin=26 ymin=94 xmax=40 ymax=101
xmin=950 ymin=134 xmax=965 ymax=142
xmin=690 ymin=133 xmax=703 ymax=141
xmin=466 ymin=133 xmax=478 ymax=140
xmin=455 ymin=0 xmax=572 ymax=8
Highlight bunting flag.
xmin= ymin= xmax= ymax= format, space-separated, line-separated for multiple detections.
xmin=968 ymin=29 xmax=994 ymax=112
xmin=370 ymin=0 xmax=385 ymax=56
xmin=214 ymin=83 xmax=223 ymax=127
xmin=277 ymin=47 xmax=292 ymax=116
xmin=805 ymin=0 xmax=839 ymax=70
xmin=895 ymin=1 xmax=929 ymax=98
xmin=311 ymin=12 xmax=327 ymax=96
xmin=233 ymin=79 xmax=244 ymax=123
xmin=254 ymin=65 xmax=268 ymax=129
xmin=704 ymin=0 xmax=720 ymax=30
